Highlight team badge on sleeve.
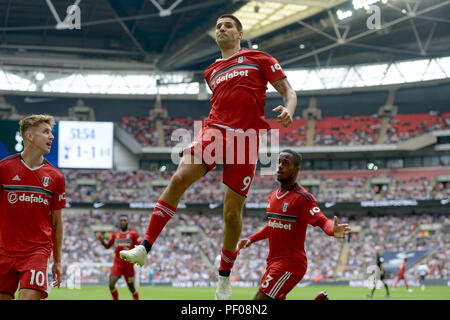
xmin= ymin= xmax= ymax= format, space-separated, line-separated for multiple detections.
xmin=42 ymin=176 xmax=51 ymax=187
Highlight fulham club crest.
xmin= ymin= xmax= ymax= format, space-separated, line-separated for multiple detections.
xmin=237 ymin=56 xmax=245 ymax=63
xmin=282 ymin=202 xmax=289 ymax=212
xmin=42 ymin=176 xmax=51 ymax=187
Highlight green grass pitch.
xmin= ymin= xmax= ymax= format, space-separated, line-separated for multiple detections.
xmin=46 ymin=285 xmax=450 ymax=300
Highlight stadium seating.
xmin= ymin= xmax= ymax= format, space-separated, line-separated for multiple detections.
xmin=119 ymin=112 xmax=450 ymax=147
xmin=62 ymin=166 xmax=449 ymax=204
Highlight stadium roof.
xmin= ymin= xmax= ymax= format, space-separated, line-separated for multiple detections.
xmin=0 ymin=0 xmax=449 ymax=73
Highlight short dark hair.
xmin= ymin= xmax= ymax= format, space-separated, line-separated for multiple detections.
xmin=280 ymin=149 xmax=302 ymax=168
xmin=218 ymin=14 xmax=243 ymax=32
xmin=119 ymin=214 xmax=128 ymax=220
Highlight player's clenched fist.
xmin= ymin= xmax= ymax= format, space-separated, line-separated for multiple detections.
xmin=96 ymin=232 xmax=104 ymax=241
xmin=237 ymin=238 xmax=252 ymax=249
xmin=273 ymin=105 xmax=293 ymax=128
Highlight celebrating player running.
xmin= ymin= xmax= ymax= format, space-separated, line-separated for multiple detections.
xmin=238 ymin=150 xmax=351 ymax=300
xmin=120 ymin=14 xmax=297 ymax=300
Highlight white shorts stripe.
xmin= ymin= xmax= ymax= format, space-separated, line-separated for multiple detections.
xmin=155 ymin=203 xmax=175 ymax=217
xmin=268 ymin=272 xmax=291 ymax=298
xmin=221 ymin=252 xmax=235 ymax=264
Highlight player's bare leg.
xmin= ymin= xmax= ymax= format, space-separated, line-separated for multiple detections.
xmin=109 ymin=275 xmax=120 ymax=300
xmin=159 ymin=153 xmax=207 ymax=207
xmin=215 ymin=186 xmax=246 ymax=300
xmin=126 ymin=278 xmax=139 ymax=300
xmin=18 ymin=288 xmax=41 ymax=300
xmin=222 ymin=187 xmax=246 ymax=252
xmin=120 ymin=154 xmax=206 ymax=266
xmin=0 ymin=293 xmax=13 ymax=300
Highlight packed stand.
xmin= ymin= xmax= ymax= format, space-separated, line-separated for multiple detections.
xmin=119 ymin=112 xmax=450 ymax=147
xmin=62 ymin=166 xmax=450 ymax=204
xmin=59 ymin=211 xmax=448 ymax=286
xmin=121 ymin=116 xmax=159 ymax=146
xmin=384 ymin=111 xmax=450 ymax=144
xmin=314 ymin=114 xmax=381 ymax=146
xmin=341 ymin=214 xmax=448 ymax=280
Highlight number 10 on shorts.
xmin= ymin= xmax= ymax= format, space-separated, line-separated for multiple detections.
xmin=29 ymin=269 xmax=46 ymax=286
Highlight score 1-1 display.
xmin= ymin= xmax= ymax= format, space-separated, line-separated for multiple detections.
xmin=58 ymin=121 xmax=114 ymax=169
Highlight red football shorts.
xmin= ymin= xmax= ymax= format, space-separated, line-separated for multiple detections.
xmin=259 ymin=266 xmax=305 ymax=300
xmin=0 ymin=253 xmax=49 ymax=299
xmin=397 ymin=273 xmax=405 ymax=280
xmin=110 ymin=260 xmax=135 ymax=283
xmin=183 ymin=124 xmax=259 ymax=197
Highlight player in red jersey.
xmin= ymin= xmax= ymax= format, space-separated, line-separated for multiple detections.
xmin=0 ymin=114 xmax=65 ymax=300
xmin=393 ymin=258 xmax=412 ymax=292
xmin=120 ymin=14 xmax=297 ymax=300
xmin=97 ymin=215 xmax=140 ymax=300
xmin=237 ymin=150 xmax=350 ymax=300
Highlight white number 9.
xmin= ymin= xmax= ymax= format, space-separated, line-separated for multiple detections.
xmin=241 ymin=176 xmax=251 ymax=191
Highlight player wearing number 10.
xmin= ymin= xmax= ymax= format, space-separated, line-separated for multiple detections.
xmin=119 ymin=14 xmax=297 ymax=300
xmin=0 ymin=114 xmax=66 ymax=300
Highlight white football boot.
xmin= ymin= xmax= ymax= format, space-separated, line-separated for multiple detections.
xmin=119 ymin=245 xmax=147 ymax=267
xmin=215 ymin=275 xmax=232 ymax=300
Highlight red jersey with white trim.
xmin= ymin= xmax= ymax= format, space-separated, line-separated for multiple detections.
xmin=0 ymin=154 xmax=66 ymax=258
xmin=107 ymin=229 xmax=140 ymax=263
xmin=204 ymin=48 xmax=286 ymax=132
xmin=248 ymin=183 xmax=333 ymax=276
xmin=398 ymin=260 xmax=406 ymax=275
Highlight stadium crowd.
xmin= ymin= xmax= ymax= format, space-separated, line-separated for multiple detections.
xmin=62 ymin=166 xmax=449 ymax=204
xmin=119 ymin=111 xmax=450 ymax=147
xmin=59 ymin=211 xmax=448 ymax=286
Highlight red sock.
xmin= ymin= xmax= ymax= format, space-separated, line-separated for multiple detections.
xmin=132 ymin=291 xmax=139 ymax=300
xmin=144 ymin=200 xmax=176 ymax=245
xmin=111 ymin=289 xmax=118 ymax=300
xmin=219 ymin=248 xmax=239 ymax=273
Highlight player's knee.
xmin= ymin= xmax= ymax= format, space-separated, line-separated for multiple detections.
xmin=223 ymin=210 xmax=242 ymax=226
xmin=170 ymin=171 xmax=195 ymax=192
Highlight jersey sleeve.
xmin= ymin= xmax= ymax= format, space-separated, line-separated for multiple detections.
xmin=52 ymin=172 xmax=66 ymax=211
xmin=133 ymin=231 xmax=141 ymax=246
xmin=258 ymin=52 xmax=286 ymax=84
xmin=248 ymin=224 xmax=270 ymax=243
xmin=303 ymin=196 xmax=334 ymax=236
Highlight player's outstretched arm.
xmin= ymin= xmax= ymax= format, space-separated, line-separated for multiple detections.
xmin=238 ymin=238 xmax=252 ymax=249
xmin=240 ymin=224 xmax=270 ymax=249
xmin=332 ymin=216 xmax=351 ymax=239
xmin=96 ymin=232 xmax=111 ymax=249
xmin=272 ymin=78 xmax=297 ymax=128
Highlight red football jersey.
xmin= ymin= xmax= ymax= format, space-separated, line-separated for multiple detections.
xmin=398 ymin=260 xmax=406 ymax=275
xmin=0 ymin=154 xmax=66 ymax=258
xmin=248 ymin=183 xmax=334 ymax=276
xmin=204 ymin=48 xmax=286 ymax=132
xmin=107 ymin=229 xmax=140 ymax=262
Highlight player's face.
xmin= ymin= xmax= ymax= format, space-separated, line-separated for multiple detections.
xmin=276 ymin=153 xmax=298 ymax=182
xmin=119 ymin=218 xmax=128 ymax=231
xmin=27 ymin=122 xmax=54 ymax=154
xmin=215 ymin=17 xmax=242 ymax=46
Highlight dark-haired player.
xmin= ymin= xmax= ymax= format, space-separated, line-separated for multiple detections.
xmin=367 ymin=246 xmax=390 ymax=298
xmin=120 ymin=14 xmax=297 ymax=300
xmin=238 ymin=150 xmax=350 ymax=300
xmin=0 ymin=114 xmax=65 ymax=300
xmin=97 ymin=215 xmax=140 ymax=300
